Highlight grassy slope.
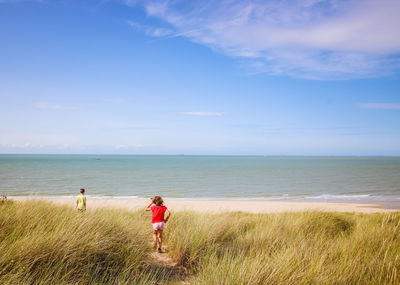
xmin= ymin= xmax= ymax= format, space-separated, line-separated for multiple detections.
xmin=1 ymin=200 xmax=399 ymax=284
xmin=166 ymin=211 xmax=400 ymax=284
xmin=0 ymin=201 xmax=158 ymax=284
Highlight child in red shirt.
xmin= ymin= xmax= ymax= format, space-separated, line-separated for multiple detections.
xmin=145 ymin=196 xmax=171 ymax=253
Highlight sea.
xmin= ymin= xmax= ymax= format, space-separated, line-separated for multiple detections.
xmin=1 ymin=154 xmax=400 ymax=208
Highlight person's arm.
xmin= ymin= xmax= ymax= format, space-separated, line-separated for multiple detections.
xmin=83 ymin=197 xmax=86 ymax=208
xmin=164 ymin=209 xmax=171 ymax=223
xmin=76 ymin=197 xmax=78 ymax=208
xmin=145 ymin=201 xmax=153 ymax=211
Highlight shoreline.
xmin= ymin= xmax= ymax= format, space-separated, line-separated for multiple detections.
xmin=17 ymin=198 xmax=396 ymax=213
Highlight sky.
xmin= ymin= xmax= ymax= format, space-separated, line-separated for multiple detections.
xmin=0 ymin=0 xmax=399 ymax=155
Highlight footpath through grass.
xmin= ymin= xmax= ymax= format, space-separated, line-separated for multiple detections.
xmin=1 ymin=200 xmax=399 ymax=284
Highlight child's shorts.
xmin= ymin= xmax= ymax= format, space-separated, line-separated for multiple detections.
xmin=152 ymin=222 xmax=165 ymax=231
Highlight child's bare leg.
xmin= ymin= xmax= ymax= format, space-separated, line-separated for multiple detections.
xmin=157 ymin=230 xmax=163 ymax=249
xmin=153 ymin=230 xmax=158 ymax=249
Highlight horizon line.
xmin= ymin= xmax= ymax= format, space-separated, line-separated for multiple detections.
xmin=1 ymin=153 xmax=399 ymax=157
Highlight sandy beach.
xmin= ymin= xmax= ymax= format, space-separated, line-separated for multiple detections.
xmin=40 ymin=198 xmax=392 ymax=213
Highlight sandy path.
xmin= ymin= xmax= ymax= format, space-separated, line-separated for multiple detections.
xmin=150 ymin=249 xmax=188 ymax=284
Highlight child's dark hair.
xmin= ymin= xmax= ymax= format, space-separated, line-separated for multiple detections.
xmin=152 ymin=196 xmax=164 ymax=206
xmin=80 ymin=188 xmax=85 ymax=194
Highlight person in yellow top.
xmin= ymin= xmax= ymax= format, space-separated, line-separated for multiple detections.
xmin=76 ymin=188 xmax=87 ymax=213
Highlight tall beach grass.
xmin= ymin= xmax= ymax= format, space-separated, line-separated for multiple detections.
xmin=0 ymin=200 xmax=160 ymax=284
xmin=1 ymin=200 xmax=399 ymax=284
xmin=166 ymin=211 xmax=400 ymax=284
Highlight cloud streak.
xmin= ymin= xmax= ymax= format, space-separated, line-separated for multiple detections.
xmin=181 ymin=111 xmax=223 ymax=117
xmin=130 ymin=0 xmax=400 ymax=79
xmin=115 ymin=144 xmax=144 ymax=149
xmin=34 ymin=102 xmax=77 ymax=110
xmin=358 ymin=103 xmax=400 ymax=110
xmin=127 ymin=20 xmax=173 ymax=37
xmin=0 ymin=0 xmax=41 ymax=3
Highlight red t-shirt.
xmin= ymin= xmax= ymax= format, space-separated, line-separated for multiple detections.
xmin=151 ymin=205 xmax=167 ymax=223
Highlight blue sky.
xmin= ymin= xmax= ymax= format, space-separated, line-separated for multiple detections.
xmin=0 ymin=0 xmax=399 ymax=155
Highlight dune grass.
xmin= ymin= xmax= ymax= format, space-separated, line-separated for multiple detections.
xmin=0 ymin=200 xmax=159 ymax=284
xmin=1 ymin=200 xmax=399 ymax=284
xmin=166 ymin=211 xmax=400 ymax=284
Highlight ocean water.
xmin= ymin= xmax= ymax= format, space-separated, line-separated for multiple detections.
xmin=1 ymin=155 xmax=400 ymax=208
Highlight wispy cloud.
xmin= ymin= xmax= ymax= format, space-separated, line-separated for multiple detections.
xmin=180 ymin=111 xmax=223 ymax=117
xmin=102 ymin=97 xmax=127 ymax=103
xmin=129 ymin=0 xmax=400 ymax=79
xmin=122 ymin=0 xmax=136 ymax=7
xmin=358 ymin=103 xmax=400 ymax=110
xmin=126 ymin=20 xmax=173 ymax=37
xmin=115 ymin=144 xmax=144 ymax=149
xmin=0 ymin=0 xmax=42 ymax=3
xmin=34 ymin=102 xmax=77 ymax=110
xmin=103 ymin=121 xmax=159 ymax=130
xmin=0 ymin=132 xmax=80 ymax=147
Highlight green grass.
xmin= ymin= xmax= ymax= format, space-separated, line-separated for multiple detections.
xmin=1 ymin=200 xmax=399 ymax=284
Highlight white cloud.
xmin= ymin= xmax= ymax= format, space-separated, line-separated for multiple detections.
xmin=131 ymin=0 xmax=400 ymax=79
xmin=358 ymin=103 xmax=400 ymax=110
xmin=115 ymin=144 xmax=144 ymax=149
xmin=0 ymin=132 xmax=81 ymax=147
xmin=103 ymin=121 xmax=159 ymax=130
xmin=102 ymin=97 xmax=127 ymax=103
xmin=127 ymin=20 xmax=173 ymax=37
xmin=122 ymin=0 xmax=136 ymax=7
xmin=0 ymin=0 xmax=41 ymax=3
xmin=34 ymin=102 xmax=77 ymax=110
xmin=181 ymin=111 xmax=223 ymax=117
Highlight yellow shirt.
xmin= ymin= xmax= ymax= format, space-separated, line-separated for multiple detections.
xmin=77 ymin=194 xmax=86 ymax=210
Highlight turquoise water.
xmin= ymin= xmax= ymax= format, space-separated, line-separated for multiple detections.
xmin=1 ymin=155 xmax=400 ymax=207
